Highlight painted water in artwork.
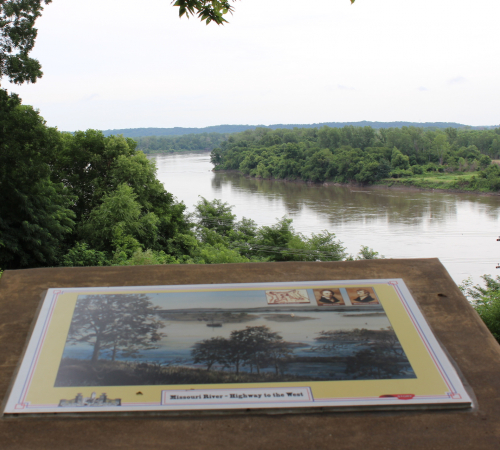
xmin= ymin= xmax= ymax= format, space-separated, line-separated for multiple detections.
xmin=55 ymin=288 xmax=416 ymax=387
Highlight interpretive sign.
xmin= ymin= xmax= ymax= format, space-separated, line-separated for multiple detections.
xmin=3 ymin=279 xmax=471 ymax=415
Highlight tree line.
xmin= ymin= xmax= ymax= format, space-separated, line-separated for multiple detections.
xmin=134 ymin=133 xmax=229 ymax=154
xmin=210 ymin=126 xmax=500 ymax=190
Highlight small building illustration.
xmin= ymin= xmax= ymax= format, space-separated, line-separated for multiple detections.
xmin=59 ymin=392 xmax=121 ymax=407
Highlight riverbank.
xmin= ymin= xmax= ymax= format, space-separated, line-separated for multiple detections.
xmin=213 ymin=169 xmax=500 ymax=196
xmin=141 ymin=148 xmax=212 ymax=155
xmin=367 ymin=182 xmax=500 ymax=196
xmin=373 ymin=172 xmax=499 ymax=194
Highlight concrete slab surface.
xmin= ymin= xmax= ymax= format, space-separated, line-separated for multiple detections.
xmin=0 ymin=259 xmax=499 ymax=449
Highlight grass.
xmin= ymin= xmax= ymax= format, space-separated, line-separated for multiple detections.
xmin=54 ymin=358 xmax=321 ymax=387
xmin=377 ymin=172 xmax=483 ymax=191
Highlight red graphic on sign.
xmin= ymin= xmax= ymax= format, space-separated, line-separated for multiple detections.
xmin=379 ymin=394 xmax=415 ymax=400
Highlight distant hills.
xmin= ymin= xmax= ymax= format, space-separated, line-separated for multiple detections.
xmin=100 ymin=121 xmax=498 ymax=138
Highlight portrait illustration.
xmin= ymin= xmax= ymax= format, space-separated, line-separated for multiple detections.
xmin=314 ymin=288 xmax=344 ymax=306
xmin=346 ymin=287 xmax=379 ymax=305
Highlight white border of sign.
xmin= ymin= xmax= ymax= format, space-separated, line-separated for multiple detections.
xmin=3 ymin=279 xmax=472 ymax=415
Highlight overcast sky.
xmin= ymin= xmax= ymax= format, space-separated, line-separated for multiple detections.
xmin=5 ymin=0 xmax=500 ymax=131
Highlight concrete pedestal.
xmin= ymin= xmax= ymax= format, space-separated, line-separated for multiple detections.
xmin=1 ymin=259 xmax=499 ymax=449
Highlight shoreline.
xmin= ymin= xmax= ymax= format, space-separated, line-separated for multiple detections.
xmin=213 ymin=169 xmax=500 ymax=197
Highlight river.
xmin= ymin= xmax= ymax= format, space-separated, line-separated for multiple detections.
xmin=152 ymin=151 xmax=500 ymax=285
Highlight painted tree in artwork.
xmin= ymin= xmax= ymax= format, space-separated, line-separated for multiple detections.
xmin=191 ymin=325 xmax=292 ymax=375
xmin=314 ymin=327 xmax=403 ymax=355
xmin=191 ymin=336 xmax=230 ymax=371
xmin=314 ymin=327 xmax=411 ymax=379
xmin=227 ymin=326 xmax=287 ymax=375
xmin=67 ymin=294 xmax=164 ymax=363
xmin=266 ymin=339 xmax=293 ymax=375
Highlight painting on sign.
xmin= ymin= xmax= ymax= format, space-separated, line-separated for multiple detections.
xmin=3 ymin=280 xmax=473 ymax=415
xmin=54 ymin=289 xmax=414 ymax=387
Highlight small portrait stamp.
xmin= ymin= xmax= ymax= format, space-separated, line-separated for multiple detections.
xmin=346 ymin=287 xmax=379 ymax=305
xmin=313 ymin=288 xmax=345 ymax=306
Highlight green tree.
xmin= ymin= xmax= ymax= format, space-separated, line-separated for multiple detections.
xmin=252 ymin=218 xmax=346 ymax=262
xmin=62 ymin=242 xmax=110 ymax=267
xmin=54 ymin=131 xmax=190 ymax=256
xmin=355 ymin=160 xmax=381 ymax=184
xmin=460 ymin=275 xmax=500 ymax=343
xmin=391 ymin=147 xmax=410 ymax=170
xmin=193 ymin=243 xmax=253 ymax=264
xmin=193 ymin=197 xmax=236 ymax=237
xmin=490 ymin=139 xmax=500 ymax=159
xmin=78 ymin=183 xmax=160 ymax=257
xmin=252 ymin=217 xmax=298 ymax=262
xmin=210 ymin=147 xmax=224 ymax=167
xmin=356 ymin=246 xmax=385 ymax=260
xmin=410 ymin=164 xmax=423 ymax=175
xmin=228 ymin=217 xmax=259 ymax=245
xmin=0 ymin=89 xmax=75 ymax=269
xmin=54 ymin=132 xmax=141 ymax=220
xmin=479 ymin=154 xmax=491 ymax=169
xmin=114 ymin=248 xmax=179 ymax=266
xmin=431 ymin=133 xmax=450 ymax=165
xmin=302 ymin=230 xmax=348 ymax=261
xmin=0 ymin=0 xmax=51 ymax=85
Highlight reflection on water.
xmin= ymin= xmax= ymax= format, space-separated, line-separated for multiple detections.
xmin=153 ymin=152 xmax=500 ymax=284
xmin=64 ymin=311 xmax=391 ymax=362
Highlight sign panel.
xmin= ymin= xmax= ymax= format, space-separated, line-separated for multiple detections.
xmin=3 ymin=279 xmax=472 ymax=414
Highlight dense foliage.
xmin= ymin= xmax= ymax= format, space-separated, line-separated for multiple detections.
xmin=460 ymin=275 xmax=500 ymax=343
xmin=0 ymin=90 xmax=187 ymax=269
xmin=0 ymin=0 xmax=51 ymax=85
xmin=0 ymin=90 xmax=75 ymax=268
xmin=211 ymin=126 xmax=500 ymax=190
xmin=0 ymin=90 xmax=374 ymax=272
